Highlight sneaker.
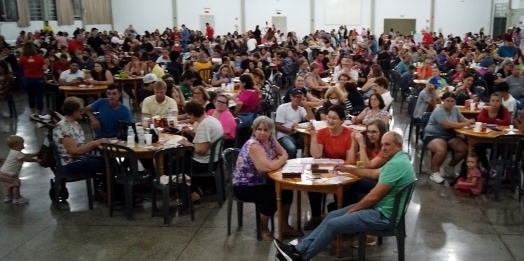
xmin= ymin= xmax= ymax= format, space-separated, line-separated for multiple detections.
xmin=303 ymin=217 xmax=322 ymax=231
xmin=273 ymin=239 xmax=303 ymax=261
xmin=12 ymin=197 xmax=29 ymax=205
xmin=430 ymin=172 xmax=445 ymax=184
xmin=443 ymin=165 xmax=459 ymax=178
xmin=351 ymin=235 xmax=378 ymax=248
xmin=4 ymin=196 xmax=12 ymax=203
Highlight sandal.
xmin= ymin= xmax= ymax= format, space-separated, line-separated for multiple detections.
xmin=261 ymin=232 xmax=274 ymax=241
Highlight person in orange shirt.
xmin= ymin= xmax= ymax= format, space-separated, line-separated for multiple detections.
xmin=417 ymin=58 xmax=434 ymax=80
xmin=304 ymin=105 xmax=354 ymax=230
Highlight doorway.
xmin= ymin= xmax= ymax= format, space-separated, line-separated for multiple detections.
xmin=383 ymin=19 xmax=416 ymax=35
xmin=272 ymin=16 xmax=287 ymax=34
xmin=493 ymin=18 xmax=506 ymax=38
xmin=200 ymin=15 xmax=215 ymax=34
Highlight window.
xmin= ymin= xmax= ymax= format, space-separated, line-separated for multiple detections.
xmin=0 ymin=0 xmax=19 ymax=21
xmin=47 ymin=0 xmax=57 ymax=20
xmin=28 ymin=0 xmax=42 ymax=21
xmin=71 ymin=0 xmax=81 ymax=19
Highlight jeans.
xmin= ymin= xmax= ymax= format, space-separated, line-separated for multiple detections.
xmin=63 ymin=156 xmax=106 ymax=176
xmin=25 ymin=77 xmax=46 ymax=111
xmin=517 ymin=98 xmax=524 ymax=110
xmin=296 ymin=204 xmax=390 ymax=260
xmin=181 ymin=40 xmax=188 ymax=52
xmin=277 ymin=133 xmax=303 ymax=159
xmin=343 ymin=180 xmax=378 ymax=207
xmin=238 ymin=112 xmax=254 ymax=129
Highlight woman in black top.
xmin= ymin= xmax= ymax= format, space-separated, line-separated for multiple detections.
xmin=344 ymin=81 xmax=365 ymax=114
xmin=88 ymin=62 xmax=114 ymax=85
xmin=103 ymin=54 xmax=121 ymax=76
xmin=254 ymin=25 xmax=262 ymax=45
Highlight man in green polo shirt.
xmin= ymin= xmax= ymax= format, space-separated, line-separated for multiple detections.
xmin=274 ymin=131 xmax=416 ymax=261
xmin=395 ymin=53 xmax=413 ymax=74
xmin=179 ymin=71 xmax=196 ymax=100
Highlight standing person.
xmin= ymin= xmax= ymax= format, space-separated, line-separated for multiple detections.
xmin=206 ymin=23 xmax=214 ymax=43
xmin=181 ymin=24 xmax=189 ymax=52
xmin=0 ymin=135 xmax=39 ymax=204
xmin=18 ymin=43 xmax=47 ymax=115
xmin=454 ymin=156 xmax=483 ymax=197
xmin=87 ymin=28 xmax=104 ymax=55
xmin=254 ymin=25 xmax=262 ymax=45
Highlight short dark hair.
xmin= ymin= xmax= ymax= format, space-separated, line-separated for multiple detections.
xmin=369 ymin=93 xmax=386 ymax=110
xmin=107 ymin=83 xmax=121 ymax=92
xmin=169 ymin=50 xmax=180 ymax=61
xmin=408 ymin=65 xmax=416 ymax=71
xmin=70 ymin=59 xmax=81 ymax=66
xmin=184 ymin=100 xmax=205 ymax=118
xmin=375 ymin=76 xmax=389 ymax=89
xmin=61 ymin=97 xmax=84 ymax=116
xmin=327 ymin=104 xmax=346 ymax=121
xmin=441 ymin=92 xmax=457 ymax=100
xmin=181 ymin=71 xmax=196 ymax=81
xmin=239 ymin=74 xmax=255 ymax=89
xmin=60 ymin=54 xmax=68 ymax=59
xmin=344 ymin=81 xmax=358 ymax=93
xmin=495 ymin=82 xmax=510 ymax=92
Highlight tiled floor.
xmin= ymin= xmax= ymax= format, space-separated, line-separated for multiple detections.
xmin=1 ymin=93 xmax=524 ymax=261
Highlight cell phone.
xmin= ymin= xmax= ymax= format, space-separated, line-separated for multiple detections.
xmin=492 ymin=128 xmax=502 ymax=131
xmin=312 ymin=169 xmax=329 ymax=174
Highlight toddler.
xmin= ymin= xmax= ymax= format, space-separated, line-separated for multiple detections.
xmin=454 ymin=156 xmax=483 ymax=197
xmin=0 ymin=135 xmax=39 ymax=204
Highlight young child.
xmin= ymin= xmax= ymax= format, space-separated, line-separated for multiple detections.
xmin=0 ymin=135 xmax=40 ymax=204
xmin=454 ymin=156 xmax=483 ymax=197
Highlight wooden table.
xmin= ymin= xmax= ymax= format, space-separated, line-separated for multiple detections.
xmin=59 ymin=85 xmax=108 ymax=98
xmin=269 ymin=159 xmax=360 ymax=258
xmin=458 ymin=107 xmax=482 ymax=118
xmin=114 ymin=76 xmax=144 ymax=110
xmin=102 ymin=133 xmax=185 ymax=209
xmin=455 ymin=125 xmax=521 ymax=155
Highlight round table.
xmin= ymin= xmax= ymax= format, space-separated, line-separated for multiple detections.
xmin=455 ymin=125 xmax=521 ymax=155
xmin=269 ymin=158 xmax=360 ymax=258
xmin=114 ymin=76 xmax=144 ymax=110
xmin=59 ymin=85 xmax=108 ymax=98
xmin=458 ymin=107 xmax=482 ymax=118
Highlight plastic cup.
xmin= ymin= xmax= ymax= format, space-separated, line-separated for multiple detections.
xmin=144 ymin=134 xmax=153 ymax=145
xmin=474 ymin=122 xmax=482 ymax=132
xmin=469 ymin=102 xmax=476 ymax=111
xmin=510 ymin=125 xmax=514 ymax=130
xmin=140 ymin=71 xmax=144 ymax=76
xmin=142 ymin=117 xmax=150 ymax=127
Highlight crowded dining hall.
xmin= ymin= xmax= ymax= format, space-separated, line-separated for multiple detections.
xmin=0 ymin=0 xmax=523 ymax=260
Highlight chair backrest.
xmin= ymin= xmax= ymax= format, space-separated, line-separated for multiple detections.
xmin=234 ymin=118 xmax=242 ymax=148
xmin=386 ymin=181 xmax=416 ymax=231
xmin=102 ymin=143 xmax=140 ymax=179
xmin=349 ymin=105 xmax=367 ymax=117
xmin=271 ymin=85 xmax=281 ymax=110
xmin=153 ymin=146 xmax=195 ymax=185
xmin=473 ymin=86 xmax=486 ymax=101
xmin=490 ymin=135 xmax=524 ymax=170
xmin=198 ymin=68 xmax=212 ymax=83
xmin=222 ymin=148 xmax=240 ymax=189
xmin=48 ymin=136 xmax=65 ymax=175
xmin=273 ymin=72 xmax=283 ymax=87
xmin=407 ymin=95 xmax=418 ymax=115
xmin=203 ymin=134 xmax=226 ymax=173
xmin=166 ymin=68 xmax=181 ymax=85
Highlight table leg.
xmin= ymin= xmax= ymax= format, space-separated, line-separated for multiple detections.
xmin=336 ymin=186 xmax=343 ymax=258
xmin=104 ymin=157 xmax=112 ymax=208
xmin=133 ymin=81 xmax=138 ymax=110
xmin=303 ymin=135 xmax=311 ymax=157
xmin=296 ymin=190 xmax=301 ymax=229
xmin=276 ymin=181 xmax=283 ymax=241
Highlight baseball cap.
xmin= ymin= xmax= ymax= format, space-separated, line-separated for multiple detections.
xmin=428 ymin=77 xmax=441 ymax=88
xmin=143 ymin=73 xmax=159 ymax=84
xmin=290 ymin=88 xmax=304 ymax=97
xmin=344 ymin=50 xmax=351 ymax=55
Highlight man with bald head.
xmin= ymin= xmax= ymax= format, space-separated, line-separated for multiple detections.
xmin=274 ymin=132 xmax=416 ymax=261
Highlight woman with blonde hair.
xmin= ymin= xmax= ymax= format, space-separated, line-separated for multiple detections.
xmin=195 ymin=52 xmax=212 ymax=71
xmin=211 ymin=64 xmax=232 ymax=87
xmin=317 ymin=87 xmax=349 ymax=120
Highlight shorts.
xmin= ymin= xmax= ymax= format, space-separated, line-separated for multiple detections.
xmin=422 ymin=135 xmax=454 ymax=147
xmin=0 ymin=172 xmax=20 ymax=188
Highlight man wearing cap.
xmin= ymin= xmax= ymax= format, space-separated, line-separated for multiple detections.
xmin=141 ymin=80 xmax=178 ymax=118
xmin=429 ymin=67 xmax=448 ymax=88
xmin=479 ymin=49 xmax=494 ymax=67
xmin=137 ymin=73 xmax=158 ymax=107
xmin=413 ymin=77 xmax=441 ymax=121
xmin=275 ymin=88 xmax=315 ymax=159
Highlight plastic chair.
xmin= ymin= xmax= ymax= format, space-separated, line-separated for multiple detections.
xmin=191 ymin=135 xmax=226 ymax=207
xmin=473 ymin=86 xmax=486 ymax=102
xmin=102 ymin=143 xmax=152 ymax=220
xmin=198 ymin=68 xmax=213 ymax=84
xmin=348 ymin=105 xmax=368 ymax=117
xmin=488 ymin=135 xmax=524 ymax=201
xmin=222 ymin=148 xmax=274 ymax=240
xmin=273 ymin=72 xmax=283 ymax=88
xmin=357 ymin=181 xmax=416 ymax=261
xmin=399 ymin=86 xmax=416 ymax=114
xmin=390 ymin=70 xmax=401 ymax=100
xmin=407 ymin=95 xmax=430 ymax=146
xmin=151 ymin=146 xmax=195 ymax=226
xmin=48 ymin=133 xmax=95 ymax=210
xmin=234 ymin=118 xmax=242 ymax=148
xmin=271 ymin=85 xmax=281 ymax=111
xmin=5 ymin=93 xmax=17 ymax=118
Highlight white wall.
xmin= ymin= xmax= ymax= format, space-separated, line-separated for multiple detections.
xmin=434 ymin=0 xmax=492 ymax=37
xmin=374 ymin=0 xmax=431 ymax=35
xmin=0 ymin=20 xmax=111 ymax=41
xmin=176 ymin=0 xmax=241 ymax=36
xmin=315 ymin=0 xmax=372 ymax=34
xmin=112 ymin=0 xmax=173 ymax=34
xmin=245 ymin=0 xmax=310 ymax=38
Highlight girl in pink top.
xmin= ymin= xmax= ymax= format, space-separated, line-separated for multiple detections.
xmin=454 ymin=156 xmax=483 ymax=196
xmin=233 ymin=74 xmax=261 ymax=128
xmin=207 ymin=94 xmax=237 ymax=148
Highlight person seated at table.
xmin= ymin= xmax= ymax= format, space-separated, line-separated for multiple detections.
xmin=146 ymin=53 xmax=165 ymax=79
xmin=207 ymin=94 xmax=237 ymax=149
xmin=137 ymin=73 xmax=159 ymax=107
xmin=195 ymin=52 xmax=212 ymax=71
xmin=123 ymin=52 xmax=147 ymax=76
xmin=428 ymin=67 xmax=447 ymax=89
xmin=360 ymin=64 xmax=384 ymax=99
xmin=334 ymin=60 xmax=358 ymax=83
xmin=184 ymin=61 xmax=207 ymax=88
xmin=103 ymin=54 xmax=120 ymax=76
xmin=58 ymin=59 xmax=85 ymax=86
xmin=178 ymin=100 xmax=224 ymax=203
xmin=374 ymin=76 xmax=392 ymax=111
xmin=317 ymin=87 xmax=349 ymax=121
xmin=84 ymin=84 xmax=132 ymax=139
xmin=252 ymin=68 xmax=273 ymax=110
xmin=232 ymin=116 xmax=302 ymax=241
xmin=451 ymin=63 xmax=466 ymax=84
xmin=344 ymin=81 xmax=365 ymax=113
xmin=414 ymin=77 xmax=441 ymax=121
xmin=53 ymin=97 xmax=108 ymax=179
xmin=423 ymin=92 xmax=474 ymax=184
xmin=283 ymin=76 xmax=323 ymax=107
xmin=162 ymin=74 xmax=185 ymax=111
xmin=178 ymin=71 xmax=196 ymax=100
xmin=211 ymin=64 xmax=232 ymax=87
xmin=352 ymin=93 xmax=390 ymax=126
xmin=274 ymin=131 xmax=416 ymax=261
xmin=232 ymin=74 xmax=260 ymax=129
xmin=504 ymin=63 xmax=524 ymax=109
xmin=178 ymin=86 xmax=215 ymax=122
xmin=305 ymin=63 xmax=328 ymax=98
xmin=53 ymin=54 xmax=71 ymax=79
xmin=417 ymin=58 xmax=434 ymax=80
xmin=496 ymin=82 xmax=517 ymax=116
xmin=141 ymin=80 xmax=178 ymax=118
xmin=85 ymin=61 xmax=114 ymax=85
xmin=276 ymin=88 xmax=315 ymax=159
xmin=474 ymin=92 xmax=512 ymax=174
xmin=453 ymin=73 xmax=478 ymax=105
xmin=395 ymin=53 xmax=412 ymax=74
xmin=304 ymin=105 xmax=354 ymax=230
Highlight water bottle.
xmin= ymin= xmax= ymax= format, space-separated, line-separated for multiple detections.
xmin=127 ymin=126 xmax=135 ymax=148
xmin=166 ymin=108 xmax=172 ymax=118
xmin=136 ymin=126 xmax=145 ymax=145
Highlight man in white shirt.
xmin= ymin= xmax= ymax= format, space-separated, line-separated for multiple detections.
xmin=155 ymin=49 xmax=171 ymax=64
xmin=246 ymin=36 xmax=257 ymax=52
xmin=374 ymin=76 xmax=393 ymax=110
xmin=334 ymin=59 xmax=358 ymax=82
xmin=141 ymin=80 xmax=178 ymax=117
xmin=275 ymin=89 xmax=315 ymax=159
xmin=496 ymin=81 xmax=517 ymax=116
xmin=58 ymin=60 xmax=85 ymax=85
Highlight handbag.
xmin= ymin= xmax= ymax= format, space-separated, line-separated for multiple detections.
xmin=38 ymin=138 xmax=55 ymax=168
xmin=117 ymin=121 xmax=138 ymax=142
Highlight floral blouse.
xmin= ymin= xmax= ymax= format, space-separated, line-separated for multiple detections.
xmin=53 ymin=120 xmax=87 ymax=166
xmin=361 ymin=107 xmax=390 ymax=125
xmin=232 ymin=137 xmax=276 ymax=186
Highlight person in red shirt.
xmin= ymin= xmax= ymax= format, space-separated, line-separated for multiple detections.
xmin=53 ymin=54 xmax=70 ymax=79
xmin=68 ymin=33 xmax=84 ymax=55
xmin=476 ymin=93 xmax=511 ymax=125
xmin=422 ymin=29 xmax=434 ymax=46
xmin=206 ymin=23 xmax=214 ymax=42
xmin=18 ymin=43 xmax=47 ymax=114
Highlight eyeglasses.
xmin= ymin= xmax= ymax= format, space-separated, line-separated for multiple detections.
xmin=216 ymin=100 xmax=227 ymax=105
xmin=326 ymin=116 xmax=340 ymax=121
xmin=367 ymin=130 xmax=379 ymax=136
